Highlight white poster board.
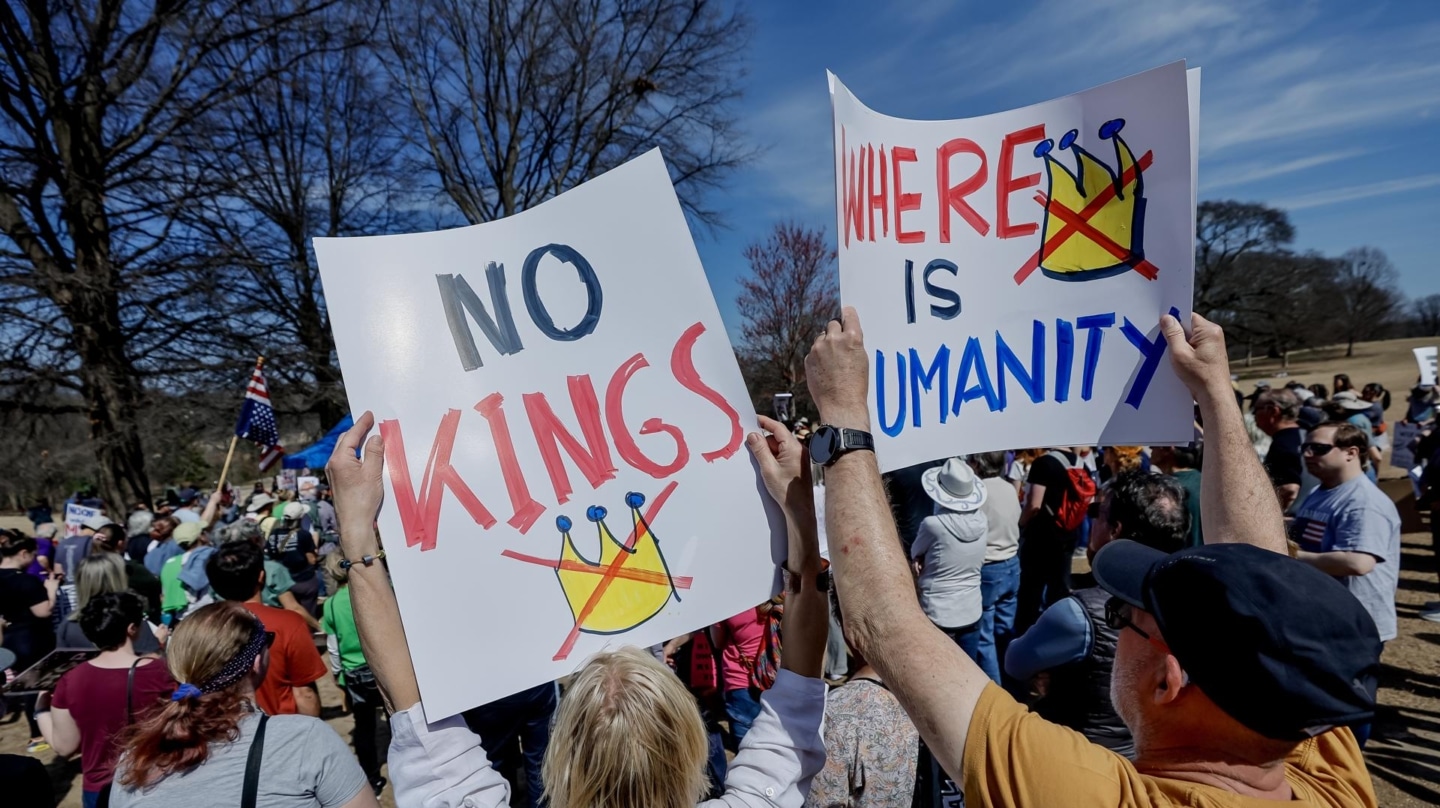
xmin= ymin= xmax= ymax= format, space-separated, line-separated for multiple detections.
xmin=830 ymin=62 xmax=1197 ymax=471
xmin=63 ymin=503 xmax=99 ymax=538
xmin=296 ymin=476 xmax=320 ymax=501
xmin=1391 ymin=421 xmax=1422 ymax=470
xmin=316 ymin=151 xmax=779 ymax=717
xmin=276 ymin=469 xmax=298 ymax=491
xmin=1415 ymin=347 xmax=1437 ymax=387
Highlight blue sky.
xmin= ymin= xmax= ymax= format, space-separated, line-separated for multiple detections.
xmin=693 ymin=0 xmax=1440 ymax=339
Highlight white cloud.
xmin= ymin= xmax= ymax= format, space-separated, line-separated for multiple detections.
xmin=1202 ymin=149 xmax=1368 ymax=192
xmin=1272 ymin=173 xmax=1440 ymax=211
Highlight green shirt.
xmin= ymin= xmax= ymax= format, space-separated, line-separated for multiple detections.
xmin=1172 ymin=468 xmax=1204 ymax=547
xmin=160 ymin=555 xmax=188 ymax=613
xmin=321 ymin=586 xmax=366 ymax=684
xmin=261 ymin=559 xmax=294 ymax=607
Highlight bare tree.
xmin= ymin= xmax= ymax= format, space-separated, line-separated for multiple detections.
xmin=1332 ymin=246 xmax=1403 ymax=356
xmin=1194 ymin=201 xmax=1295 ymax=320
xmin=1412 ymin=294 xmax=1440 ymax=337
xmin=186 ymin=7 xmax=418 ymax=430
xmin=735 ymin=222 xmax=838 ymax=418
xmin=380 ymin=0 xmax=751 ymax=226
xmin=0 ymin=0 xmax=328 ymax=507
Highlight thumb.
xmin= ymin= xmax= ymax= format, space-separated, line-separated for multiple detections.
xmin=1159 ymin=313 xmax=1190 ymax=353
xmin=746 ymin=431 xmax=778 ymax=474
xmin=362 ymin=434 xmax=386 ymax=471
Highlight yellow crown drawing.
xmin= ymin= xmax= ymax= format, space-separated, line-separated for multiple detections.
xmin=1032 ymin=119 xmax=1157 ymax=282
xmin=554 ymin=492 xmax=679 ymax=635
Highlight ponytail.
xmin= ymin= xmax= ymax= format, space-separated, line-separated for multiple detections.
xmin=116 ymin=602 xmax=266 ymax=788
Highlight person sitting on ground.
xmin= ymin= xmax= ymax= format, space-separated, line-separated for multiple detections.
xmin=108 ymin=601 xmax=378 ymax=808
xmin=206 ymin=541 xmax=328 ymax=717
xmin=969 ymin=451 xmax=1021 ymax=685
xmin=320 ymin=552 xmax=387 ymax=797
xmin=37 ymin=592 xmax=174 ymax=806
xmin=804 ymin=587 xmax=920 ymax=808
xmin=1005 ymin=470 xmax=1189 ymax=757
xmin=325 ymin=412 xmax=829 ymax=808
xmin=806 ymin=307 xmax=1380 ymax=807
xmin=54 ymin=553 xmax=162 ymax=654
xmin=912 ymin=458 xmax=989 ymax=665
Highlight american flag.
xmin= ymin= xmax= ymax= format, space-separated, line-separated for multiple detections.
xmin=235 ymin=360 xmax=284 ymax=471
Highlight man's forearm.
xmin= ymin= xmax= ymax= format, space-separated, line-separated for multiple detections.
xmin=1296 ymin=550 xmax=1376 ymax=577
xmin=824 ymin=441 xmax=989 ymax=778
xmin=1194 ymin=383 xmax=1287 ymax=553
xmin=293 ymin=683 xmax=321 ymax=717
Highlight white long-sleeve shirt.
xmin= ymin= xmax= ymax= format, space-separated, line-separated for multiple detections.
xmin=387 ymin=668 xmax=828 ymax=808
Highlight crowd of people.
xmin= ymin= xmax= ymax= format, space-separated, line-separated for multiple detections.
xmin=0 ymin=311 xmax=1432 ymax=808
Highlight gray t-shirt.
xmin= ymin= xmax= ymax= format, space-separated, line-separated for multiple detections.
xmin=911 ymin=509 xmax=988 ymax=629
xmin=111 ymin=711 xmax=367 ymax=808
xmin=1289 ymin=476 xmax=1401 ymax=641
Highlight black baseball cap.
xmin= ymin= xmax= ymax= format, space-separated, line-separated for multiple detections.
xmin=1093 ymin=540 xmax=1381 ymax=741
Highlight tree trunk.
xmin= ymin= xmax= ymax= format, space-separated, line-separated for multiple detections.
xmin=1345 ymin=338 xmax=1355 ymax=358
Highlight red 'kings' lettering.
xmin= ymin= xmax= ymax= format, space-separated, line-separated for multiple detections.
xmin=670 ymin=322 xmax=744 ymax=462
xmin=606 ymin=353 xmax=691 ymax=478
xmin=937 ymin=138 xmax=989 ymax=240
xmin=892 ymin=146 xmax=924 ymax=243
xmin=523 ymin=376 xmax=617 ymax=505
xmin=474 ymin=393 xmax=546 ymax=533
xmin=997 ymin=124 xmax=1046 ymax=239
xmin=381 ymin=410 xmax=498 ymax=552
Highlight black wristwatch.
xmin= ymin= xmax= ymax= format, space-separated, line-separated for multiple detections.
xmin=808 ymin=425 xmax=874 ymax=466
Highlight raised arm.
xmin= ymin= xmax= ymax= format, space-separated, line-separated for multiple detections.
xmin=804 ymin=308 xmax=991 ymax=781
xmin=1159 ymin=313 xmax=1287 ymax=554
xmin=327 ymin=412 xmax=422 ymax=713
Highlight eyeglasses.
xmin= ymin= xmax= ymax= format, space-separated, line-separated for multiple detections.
xmin=1104 ymin=597 xmax=1171 ymax=654
xmin=1301 ymin=442 xmax=1335 ymax=456
xmin=263 ymin=631 xmax=276 ymax=648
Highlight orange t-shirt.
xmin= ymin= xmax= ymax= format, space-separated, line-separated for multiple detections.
xmin=243 ymin=601 xmax=327 ymax=715
xmin=963 ymin=684 xmax=1377 ymax=807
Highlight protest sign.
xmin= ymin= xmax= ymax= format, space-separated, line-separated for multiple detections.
xmin=315 ymin=150 xmax=778 ymax=717
xmin=63 ymin=502 xmax=99 ymax=538
xmin=1415 ymin=347 xmax=1437 ymax=386
xmin=1391 ymin=421 xmax=1422 ymax=470
xmin=296 ymin=475 xmax=320 ymax=500
xmin=276 ymin=469 xmax=298 ymax=491
xmin=830 ymin=62 xmax=1197 ymax=471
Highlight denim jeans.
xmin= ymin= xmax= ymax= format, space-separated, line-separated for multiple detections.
xmin=977 ymin=555 xmax=1021 ymax=684
xmin=939 ymin=620 xmax=983 ymax=666
xmin=724 ymin=687 xmax=764 ymax=750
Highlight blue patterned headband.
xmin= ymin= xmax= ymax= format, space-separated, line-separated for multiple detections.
xmin=172 ymin=616 xmax=270 ymax=701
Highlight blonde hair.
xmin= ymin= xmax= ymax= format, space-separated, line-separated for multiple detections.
xmin=71 ymin=553 xmax=128 ymax=621
xmin=1105 ymin=446 xmax=1145 ymax=475
xmin=542 ymin=646 xmax=710 ymax=808
xmin=323 ymin=551 xmax=348 ymax=587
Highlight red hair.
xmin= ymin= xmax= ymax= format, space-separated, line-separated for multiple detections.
xmin=117 ymin=602 xmax=259 ymax=789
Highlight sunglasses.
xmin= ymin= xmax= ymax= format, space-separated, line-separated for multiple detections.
xmin=1104 ymin=597 xmax=1171 ymax=654
xmin=1301 ymin=442 xmax=1336 ymax=456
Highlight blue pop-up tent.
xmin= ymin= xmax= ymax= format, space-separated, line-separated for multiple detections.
xmin=282 ymin=414 xmax=354 ymax=470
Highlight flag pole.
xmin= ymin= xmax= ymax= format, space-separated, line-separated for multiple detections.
xmin=218 ymin=356 xmax=264 ymax=492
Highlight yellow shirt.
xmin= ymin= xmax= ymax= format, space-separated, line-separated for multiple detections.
xmin=963 ymin=684 xmax=1376 ymax=807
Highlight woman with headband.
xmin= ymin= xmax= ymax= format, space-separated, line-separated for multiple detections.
xmin=109 ymin=601 xmax=378 ymax=808
xmin=326 ymin=411 xmax=829 ymax=808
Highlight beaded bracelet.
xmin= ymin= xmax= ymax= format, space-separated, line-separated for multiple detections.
xmin=339 ymin=551 xmax=387 ymax=570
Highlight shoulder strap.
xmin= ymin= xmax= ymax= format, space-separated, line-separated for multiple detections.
xmin=241 ymin=714 xmax=269 ymax=808
xmin=125 ymin=658 xmax=143 ymax=723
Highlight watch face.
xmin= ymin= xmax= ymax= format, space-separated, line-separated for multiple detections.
xmin=809 ymin=426 xmax=841 ymax=465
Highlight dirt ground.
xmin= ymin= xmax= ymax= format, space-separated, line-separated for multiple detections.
xmin=2 ymin=336 xmax=1438 ymax=806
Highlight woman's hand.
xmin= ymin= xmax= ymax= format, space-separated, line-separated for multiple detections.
xmin=326 ymin=411 xmax=386 ymax=555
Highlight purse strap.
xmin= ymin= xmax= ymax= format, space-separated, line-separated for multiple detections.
xmin=241 ymin=714 xmax=269 ymax=808
xmin=124 ymin=658 xmax=143 ymax=723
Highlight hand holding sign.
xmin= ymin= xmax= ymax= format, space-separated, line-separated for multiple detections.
xmin=805 ymin=307 xmax=872 ymax=431
xmin=1159 ymin=312 xmax=1231 ymax=399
